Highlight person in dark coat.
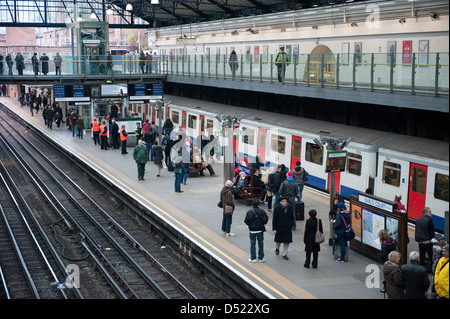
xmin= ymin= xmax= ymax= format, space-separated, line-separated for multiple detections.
xmin=267 ymin=164 xmax=285 ymax=204
xmin=303 ymin=209 xmax=323 ymax=268
xmin=332 ymin=202 xmax=351 ymax=262
xmin=272 ymin=197 xmax=294 ymax=260
xmin=31 ymin=53 xmax=40 ymax=75
xmin=244 ymin=199 xmax=269 ymax=263
xmin=221 ymin=180 xmax=235 ymax=236
xmin=162 ymin=118 xmax=174 ymax=136
xmin=40 ymin=53 xmax=49 ymax=75
xmin=46 ymin=107 xmax=55 ymax=130
xmin=15 ymin=52 xmax=25 ymax=75
xmin=383 ymin=251 xmax=405 ymax=299
xmin=415 ymin=207 xmax=435 ymax=269
xmin=111 ymin=119 xmax=120 ymax=149
xmin=378 ymin=229 xmax=397 ymax=264
xmin=152 ymin=141 xmax=164 ymax=177
xmin=399 ymin=251 xmax=430 ymax=299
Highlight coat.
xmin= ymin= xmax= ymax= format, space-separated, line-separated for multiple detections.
xmin=434 ymin=256 xmax=449 ymax=299
xmin=279 ymin=178 xmax=297 ymax=200
xmin=75 ymin=118 xmax=85 ymax=130
xmin=244 ymin=207 xmax=268 ymax=232
xmin=220 ymin=186 xmax=235 ymax=213
xmin=378 ymin=238 xmax=397 ymax=264
xmin=333 ymin=211 xmax=351 ymax=236
xmin=31 ymin=55 xmax=40 ymax=73
xmin=152 ymin=144 xmax=164 ymax=164
xmin=304 ymin=217 xmax=323 ymax=252
xmin=415 ymin=214 xmax=435 ymax=243
xmin=133 ymin=144 xmax=149 ymax=164
xmin=399 ymin=260 xmax=430 ymax=299
xmin=272 ymin=203 xmax=294 ymax=243
xmin=383 ymin=260 xmax=405 ymax=299
xmin=40 ymin=55 xmax=49 ymax=74
xmin=292 ymin=166 xmax=308 ymax=185
xmin=268 ymin=171 xmax=284 ymax=193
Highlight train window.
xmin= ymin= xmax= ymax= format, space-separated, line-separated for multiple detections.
xmin=411 ymin=167 xmax=426 ymax=194
xmin=242 ymin=127 xmax=254 ymax=145
xmin=292 ymin=138 xmax=301 ymax=160
xmin=347 ymin=152 xmax=362 ymax=176
xmin=182 ymin=112 xmax=187 ymax=127
xmin=172 ymin=111 xmax=180 ymax=124
xmin=258 ymin=130 xmax=266 ymax=149
xmin=188 ymin=114 xmax=197 ymax=129
xmin=206 ymin=119 xmax=214 ymax=130
xmin=270 ymin=134 xmax=286 ymax=154
xmin=382 ymin=161 xmax=401 ymax=187
xmin=434 ymin=173 xmax=449 ymax=202
xmin=200 ymin=116 xmax=205 ymax=132
xmin=305 ymin=142 xmax=323 ymax=165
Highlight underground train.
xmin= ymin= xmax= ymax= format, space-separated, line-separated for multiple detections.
xmin=138 ymin=95 xmax=448 ymax=232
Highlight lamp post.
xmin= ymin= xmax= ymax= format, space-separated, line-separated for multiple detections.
xmin=215 ymin=113 xmax=245 ymax=184
xmin=314 ymin=135 xmax=352 ymax=245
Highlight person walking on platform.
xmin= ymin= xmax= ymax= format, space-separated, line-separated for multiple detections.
xmin=273 ymin=197 xmax=295 ymax=260
xmin=54 ymin=111 xmax=62 ymax=130
xmin=144 ymin=126 xmax=157 ymax=161
xmin=54 ymin=52 xmax=62 ymax=75
xmin=15 ymin=52 xmax=25 ymax=75
xmin=331 ymin=202 xmax=351 ymax=262
xmin=99 ymin=120 xmax=109 ymax=150
xmin=152 ymin=140 xmax=164 ymax=177
xmin=75 ymin=115 xmax=85 ymax=139
xmin=46 ymin=106 xmax=54 ymax=130
xmin=221 ymin=180 xmax=236 ymax=236
xmin=275 ymin=47 xmax=289 ymax=82
xmin=111 ymin=119 xmax=120 ymax=149
xmin=292 ymin=161 xmax=308 ymax=202
xmin=139 ymin=51 xmax=146 ymax=74
xmin=69 ymin=109 xmax=78 ymax=137
xmin=40 ymin=53 xmax=49 ymax=75
xmin=106 ymin=51 xmax=113 ymax=74
xmin=135 ymin=122 xmax=143 ymax=141
xmin=6 ymin=53 xmax=13 ymax=76
xmin=133 ymin=139 xmax=149 ymax=181
xmin=415 ymin=207 xmax=435 ymax=270
xmin=303 ymin=209 xmax=323 ymax=268
xmin=91 ymin=117 xmax=100 ymax=146
xmin=244 ymin=199 xmax=268 ymax=262
xmin=119 ymin=124 xmax=128 ymax=154
xmin=399 ymin=251 xmax=430 ymax=299
xmin=228 ymin=50 xmax=239 ymax=80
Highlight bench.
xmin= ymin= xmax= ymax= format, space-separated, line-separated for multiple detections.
xmin=188 ymin=162 xmax=203 ymax=177
xmin=236 ymin=167 xmax=264 ymax=202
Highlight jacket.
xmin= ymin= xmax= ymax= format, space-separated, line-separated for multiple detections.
xmin=383 ymin=260 xmax=405 ymax=299
xmin=378 ymin=238 xmax=397 ymax=264
xmin=399 ymin=260 xmax=430 ymax=299
xmin=415 ymin=214 xmax=435 ymax=243
xmin=272 ymin=204 xmax=294 ymax=243
xmin=279 ymin=177 xmax=297 ymax=200
xmin=244 ymin=207 xmax=268 ymax=232
xmin=434 ymin=256 xmax=449 ymax=298
xmin=304 ymin=217 xmax=323 ymax=253
xmin=133 ymin=143 xmax=149 ymax=164
xmin=220 ymin=186 xmax=235 ymax=212
xmin=152 ymin=144 xmax=164 ymax=164
xmin=333 ymin=211 xmax=351 ymax=236
xmin=292 ymin=166 xmax=308 ymax=185
xmin=268 ymin=171 xmax=284 ymax=193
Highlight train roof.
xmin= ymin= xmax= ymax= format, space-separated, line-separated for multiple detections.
xmin=165 ymin=95 xmax=447 ymax=158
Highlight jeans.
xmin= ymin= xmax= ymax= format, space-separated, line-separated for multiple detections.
xmin=182 ymin=162 xmax=189 ymax=182
xmin=146 ymin=142 xmax=154 ymax=160
xmin=288 ymin=199 xmax=296 ymax=231
xmin=174 ymin=173 xmax=182 ymax=191
xmin=336 ymin=232 xmax=348 ymax=260
xmin=249 ymin=232 xmax=264 ymax=261
xmin=297 ymin=184 xmax=304 ymax=202
xmin=221 ymin=212 xmax=232 ymax=233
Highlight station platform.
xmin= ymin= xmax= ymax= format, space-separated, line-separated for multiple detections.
xmin=0 ymin=96 xmax=420 ymax=300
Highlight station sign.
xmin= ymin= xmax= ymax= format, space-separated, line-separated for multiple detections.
xmin=101 ymin=83 xmax=128 ymax=97
xmin=53 ymin=84 xmax=91 ymax=102
xmin=325 ymin=150 xmax=347 ymax=173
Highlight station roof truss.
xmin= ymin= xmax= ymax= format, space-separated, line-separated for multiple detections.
xmin=0 ymin=0 xmax=372 ymax=29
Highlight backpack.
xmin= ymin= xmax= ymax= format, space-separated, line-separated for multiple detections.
xmin=341 ymin=214 xmax=355 ymax=241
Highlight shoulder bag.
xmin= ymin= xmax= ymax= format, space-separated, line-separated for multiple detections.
xmin=341 ymin=215 xmax=355 ymax=241
xmin=315 ymin=219 xmax=325 ymax=244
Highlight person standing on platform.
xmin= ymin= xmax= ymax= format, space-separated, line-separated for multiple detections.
xmin=0 ymin=52 xmax=4 ymax=75
xmin=31 ymin=53 xmax=40 ymax=75
xmin=69 ymin=109 xmax=78 ymax=137
xmin=279 ymin=170 xmax=297 ymax=231
xmin=303 ymin=209 xmax=323 ymax=268
xmin=54 ymin=111 xmax=62 ymax=130
xmin=415 ymin=207 xmax=435 ymax=270
xmin=15 ymin=52 xmax=24 ymax=75
xmin=382 ymin=251 xmax=405 ymax=299
xmin=40 ymin=53 xmax=49 ymax=75
xmin=162 ymin=117 xmax=174 ymax=136
xmin=75 ymin=115 xmax=85 ymax=139
xmin=99 ymin=120 xmax=109 ymax=150
xmin=221 ymin=180 xmax=235 ymax=236
xmin=273 ymin=197 xmax=294 ymax=260
xmin=139 ymin=51 xmax=146 ymax=74
xmin=145 ymin=52 xmax=152 ymax=74
xmin=332 ymin=202 xmax=351 ymax=262
xmin=274 ymin=47 xmax=289 ymax=82
xmin=6 ymin=53 xmax=13 ymax=76
xmin=399 ymin=251 xmax=430 ymax=299
xmin=244 ymin=199 xmax=268 ymax=263
xmin=135 ymin=122 xmax=143 ymax=141
xmin=46 ymin=106 xmax=55 ymax=130
xmin=172 ymin=155 xmax=186 ymax=193
xmin=119 ymin=124 xmax=128 ymax=154
xmin=106 ymin=51 xmax=113 ymax=74
xmin=133 ymin=139 xmax=149 ymax=181
xmin=292 ymin=161 xmax=308 ymax=202
xmin=54 ymin=52 xmax=62 ymax=75
xmin=91 ymin=117 xmax=100 ymax=146
xmin=111 ymin=119 xmax=120 ymax=149
xmin=152 ymin=140 xmax=164 ymax=177
xmin=144 ymin=126 xmax=157 ymax=161
xmin=228 ymin=50 xmax=239 ymax=80
xmin=434 ymin=244 xmax=449 ymax=299
xmin=378 ymin=229 xmax=397 ymax=264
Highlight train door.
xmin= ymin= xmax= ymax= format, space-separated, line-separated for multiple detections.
xmin=257 ymin=128 xmax=267 ymax=165
xmin=290 ymin=136 xmax=302 ymax=171
xmin=407 ymin=162 xmax=428 ymax=220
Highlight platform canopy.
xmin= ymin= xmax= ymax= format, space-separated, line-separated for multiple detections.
xmin=0 ymin=0 xmax=369 ymax=29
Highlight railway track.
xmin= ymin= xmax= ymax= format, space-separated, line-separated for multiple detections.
xmin=0 ymin=109 xmax=201 ymax=299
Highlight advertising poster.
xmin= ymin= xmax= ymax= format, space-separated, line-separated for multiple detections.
xmin=418 ymin=40 xmax=429 ymax=65
xmin=386 ymin=217 xmax=399 ymax=243
xmin=351 ymin=204 xmax=362 ymax=241
xmin=362 ymin=208 xmax=384 ymax=250
xmin=254 ymin=46 xmax=259 ymax=62
xmin=402 ymin=40 xmax=412 ymax=64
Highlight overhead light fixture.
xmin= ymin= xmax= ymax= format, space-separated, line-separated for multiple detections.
xmin=77 ymin=14 xmax=83 ymax=22
xmin=350 ymin=22 xmax=357 ymax=27
xmin=399 ymin=18 xmax=406 ymax=24
xmin=90 ymin=10 xmax=96 ymax=19
xmin=151 ymin=0 xmax=159 ymax=4
xmin=126 ymin=2 xmax=133 ymax=11
xmin=107 ymin=5 xmax=113 ymax=15
xmin=431 ymin=12 xmax=439 ymax=20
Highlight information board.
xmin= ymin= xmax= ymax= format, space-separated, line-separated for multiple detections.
xmin=325 ymin=150 xmax=347 ymax=173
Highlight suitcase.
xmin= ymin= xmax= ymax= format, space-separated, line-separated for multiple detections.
xmin=295 ymin=201 xmax=304 ymax=220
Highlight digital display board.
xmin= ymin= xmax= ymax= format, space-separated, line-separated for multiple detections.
xmin=53 ymin=85 xmax=90 ymax=101
xmin=325 ymin=150 xmax=347 ymax=173
xmin=128 ymin=83 xmax=163 ymax=100
xmin=101 ymin=84 xmax=128 ymax=97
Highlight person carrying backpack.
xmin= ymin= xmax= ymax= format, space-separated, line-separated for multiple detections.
xmin=244 ymin=199 xmax=269 ymax=263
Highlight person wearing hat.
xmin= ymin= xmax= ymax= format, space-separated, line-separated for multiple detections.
xmin=275 ymin=46 xmax=290 ymax=82
xmin=434 ymin=244 xmax=449 ymax=299
xmin=331 ymin=202 xmax=351 ymax=261
xmin=272 ymin=197 xmax=295 ymax=260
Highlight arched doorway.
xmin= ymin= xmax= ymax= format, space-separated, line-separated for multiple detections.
xmin=305 ymin=45 xmax=336 ymax=85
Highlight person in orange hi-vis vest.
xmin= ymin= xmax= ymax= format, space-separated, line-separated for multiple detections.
xmin=99 ymin=120 xmax=109 ymax=150
xmin=91 ymin=117 xmax=100 ymax=146
xmin=119 ymin=124 xmax=128 ymax=154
